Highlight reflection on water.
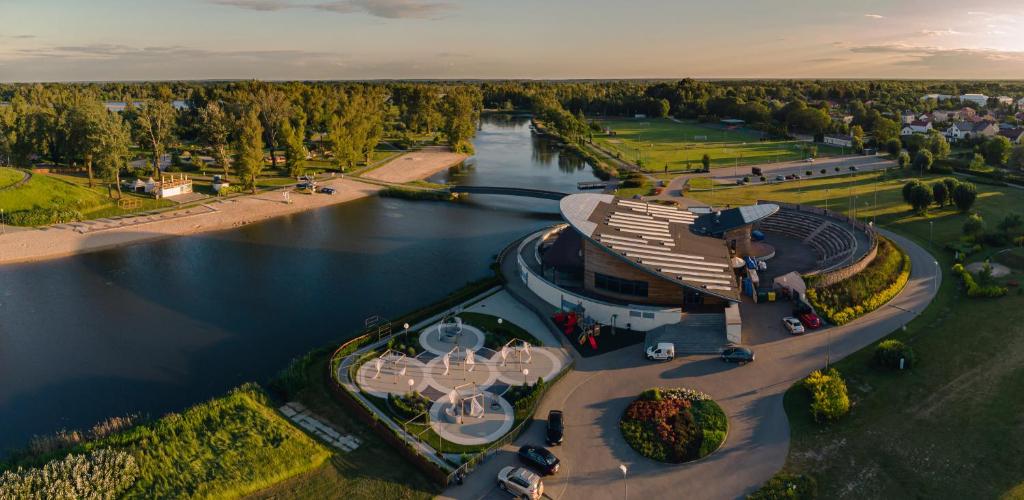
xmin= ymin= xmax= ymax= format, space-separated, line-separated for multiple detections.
xmin=0 ymin=115 xmax=598 ymax=452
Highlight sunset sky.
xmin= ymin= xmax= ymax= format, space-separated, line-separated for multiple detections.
xmin=1 ymin=0 xmax=1022 ymax=81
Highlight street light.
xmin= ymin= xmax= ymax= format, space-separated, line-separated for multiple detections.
xmin=522 ymin=368 xmax=530 ymax=386
xmin=619 ymin=464 xmax=628 ymax=500
xmin=933 ymin=260 xmax=939 ymax=295
xmin=929 ymin=221 xmax=934 ymax=248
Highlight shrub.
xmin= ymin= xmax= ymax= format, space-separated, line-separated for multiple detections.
xmin=962 ymin=213 xmax=985 ymax=239
xmin=641 ymin=388 xmax=663 ymax=401
xmin=0 ymin=449 xmax=139 ymax=499
xmin=874 ymin=339 xmax=916 ymax=369
xmin=803 ymin=368 xmax=850 ymax=423
xmin=389 ymin=391 xmax=431 ymax=420
xmin=805 ymin=170 xmax=812 ymax=176
xmin=952 ymin=182 xmax=978 ymax=213
xmin=806 ymin=238 xmax=911 ymax=325
xmin=748 ymin=473 xmax=818 ymax=500
xmin=820 ymin=168 xmax=826 ymax=174
xmin=951 ymin=263 xmax=1007 ymax=298
xmin=6 ymin=206 xmax=82 ymax=226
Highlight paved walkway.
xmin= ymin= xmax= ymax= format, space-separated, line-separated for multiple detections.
xmin=440 ymin=229 xmax=939 ymax=500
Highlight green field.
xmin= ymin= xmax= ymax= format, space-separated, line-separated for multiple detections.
xmin=0 ymin=169 xmax=173 ymax=224
xmin=592 ymin=118 xmax=844 ymax=172
xmin=696 ymin=171 xmax=1024 ymax=498
xmin=0 ymin=167 xmax=24 ymax=189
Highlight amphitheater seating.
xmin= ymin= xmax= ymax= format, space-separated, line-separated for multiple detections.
xmin=756 ymin=209 xmax=857 ymax=266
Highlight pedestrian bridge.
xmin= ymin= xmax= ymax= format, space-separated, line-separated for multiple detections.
xmin=448 ymin=186 xmax=568 ymax=200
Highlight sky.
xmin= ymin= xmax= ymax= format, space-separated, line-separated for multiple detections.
xmin=0 ymin=0 xmax=1022 ymax=82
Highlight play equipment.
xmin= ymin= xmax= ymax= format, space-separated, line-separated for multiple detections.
xmin=437 ymin=315 xmax=464 ymax=342
xmin=373 ymin=350 xmax=407 ymax=382
xmin=444 ymin=383 xmax=487 ymax=424
xmin=499 ymin=339 xmax=532 ymax=366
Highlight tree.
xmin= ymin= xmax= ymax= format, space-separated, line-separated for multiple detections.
xmin=1008 ymin=145 xmax=1024 ymax=170
xmin=701 ymin=153 xmax=711 ymax=171
xmin=951 ymin=182 xmax=978 ymax=213
xmin=253 ymin=86 xmax=292 ymax=169
xmin=804 ymin=369 xmax=849 ymax=423
xmin=885 ymin=138 xmax=902 ymax=157
xmin=982 ymin=136 xmax=1012 ymax=166
xmin=234 ymin=108 xmax=264 ymax=193
xmin=328 ymin=87 xmax=387 ymax=169
xmin=134 ymin=101 xmax=176 ymax=177
xmin=441 ymin=87 xmax=480 ymax=153
xmin=909 ymin=183 xmax=933 ymax=214
xmin=873 ymin=117 xmax=900 ymax=145
xmin=969 ymin=153 xmax=986 ymax=171
xmin=912 ymin=150 xmax=933 ymax=175
xmin=926 ymin=131 xmax=950 ymax=159
xmin=281 ymin=119 xmax=308 ymax=177
xmin=897 ymin=151 xmax=911 ymax=169
xmin=962 ymin=213 xmax=985 ymax=238
xmin=67 ymin=101 xmax=107 ymax=188
xmin=998 ymin=213 xmax=1022 ymax=236
xmin=198 ymin=102 xmax=232 ymax=178
xmin=932 ymin=181 xmax=949 ymax=207
xmin=902 ymin=180 xmax=922 ymax=205
xmin=91 ymin=111 xmax=133 ymax=198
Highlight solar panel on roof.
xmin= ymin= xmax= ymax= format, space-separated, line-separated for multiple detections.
xmin=599 ymin=235 xmax=674 ymax=247
xmin=634 ymin=254 xmax=729 ymax=269
xmin=607 ymin=219 xmax=669 ymax=231
xmin=664 ymin=273 xmax=734 ymax=285
xmin=639 ymin=264 xmax=727 ymax=278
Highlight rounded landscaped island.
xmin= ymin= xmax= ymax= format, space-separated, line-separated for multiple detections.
xmin=619 ymin=388 xmax=727 ymax=464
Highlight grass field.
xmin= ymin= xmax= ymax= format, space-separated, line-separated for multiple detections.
xmin=0 ymin=167 xmax=24 ymax=189
xmin=72 ymin=385 xmax=331 ymax=498
xmin=694 ymin=170 xmax=1024 ymax=498
xmin=593 ymin=118 xmax=845 ymax=172
xmin=0 ymin=170 xmax=173 ymax=224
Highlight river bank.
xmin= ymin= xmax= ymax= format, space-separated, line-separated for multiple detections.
xmin=361 ymin=146 xmax=468 ymax=183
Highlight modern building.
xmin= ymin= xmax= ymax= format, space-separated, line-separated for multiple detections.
xmin=516 ymin=193 xmax=778 ymax=336
xmin=946 ymin=121 xmax=998 ymax=142
xmin=961 ymin=94 xmax=989 ymax=107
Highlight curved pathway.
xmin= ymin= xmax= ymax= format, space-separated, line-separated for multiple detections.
xmin=440 ymin=229 xmax=938 ymax=499
xmin=0 ymin=168 xmax=31 ymax=191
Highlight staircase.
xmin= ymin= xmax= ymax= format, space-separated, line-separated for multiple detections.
xmin=644 ymin=313 xmax=727 ymax=355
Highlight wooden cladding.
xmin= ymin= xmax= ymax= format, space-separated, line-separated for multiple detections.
xmin=583 ymin=239 xmax=686 ymax=305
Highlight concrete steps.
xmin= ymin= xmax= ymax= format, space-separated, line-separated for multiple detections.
xmin=645 ymin=313 xmax=727 ymax=355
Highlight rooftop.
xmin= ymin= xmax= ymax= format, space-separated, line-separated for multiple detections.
xmin=559 ymin=194 xmax=743 ymax=301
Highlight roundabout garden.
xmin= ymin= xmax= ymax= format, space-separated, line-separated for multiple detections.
xmin=619 ymin=387 xmax=727 ymax=464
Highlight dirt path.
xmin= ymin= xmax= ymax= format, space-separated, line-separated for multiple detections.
xmin=360 ymin=147 xmax=468 ymax=183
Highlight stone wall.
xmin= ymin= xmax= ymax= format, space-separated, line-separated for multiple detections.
xmin=758 ymin=200 xmax=879 ymax=287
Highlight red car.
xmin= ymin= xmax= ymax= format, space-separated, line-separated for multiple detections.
xmin=798 ymin=311 xmax=822 ymax=329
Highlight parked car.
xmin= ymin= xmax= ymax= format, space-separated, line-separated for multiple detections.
xmin=645 ymin=342 xmax=675 ymax=361
xmin=498 ymin=466 xmax=544 ymax=499
xmin=546 ymin=410 xmax=564 ymax=446
xmin=517 ymin=445 xmax=560 ymax=475
xmin=795 ymin=308 xmax=822 ymax=329
xmin=296 ymin=182 xmax=312 ymax=190
xmin=319 ymin=186 xmax=336 ymax=195
xmin=783 ymin=316 xmax=806 ymax=335
xmin=849 ymin=165 xmax=858 ymax=171
xmin=805 ymin=157 xmax=815 ymax=163
xmin=736 ymin=178 xmax=745 ymax=185
xmin=774 ymin=175 xmax=785 ymax=182
xmin=721 ymin=346 xmax=755 ymax=364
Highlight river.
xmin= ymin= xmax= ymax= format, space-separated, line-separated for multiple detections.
xmin=0 ymin=114 xmax=597 ymax=452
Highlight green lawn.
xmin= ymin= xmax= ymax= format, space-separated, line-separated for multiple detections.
xmin=0 ymin=167 xmax=24 ymax=189
xmin=592 ymin=118 xmax=844 ymax=172
xmin=0 ymin=171 xmax=172 ymax=224
xmin=698 ymin=169 xmax=1024 ymax=498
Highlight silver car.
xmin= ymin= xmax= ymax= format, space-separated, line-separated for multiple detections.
xmin=498 ymin=466 xmax=544 ymax=499
xmin=783 ymin=316 xmax=806 ymax=335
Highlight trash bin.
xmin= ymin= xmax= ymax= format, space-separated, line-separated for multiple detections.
xmin=767 ymin=291 xmax=776 ymax=302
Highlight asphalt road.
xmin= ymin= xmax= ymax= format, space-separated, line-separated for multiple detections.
xmin=439 ymin=229 xmax=938 ymax=500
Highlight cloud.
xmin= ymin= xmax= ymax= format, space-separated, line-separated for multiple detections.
xmin=920 ymin=29 xmax=962 ymax=36
xmin=805 ymin=57 xmax=846 ymax=64
xmin=846 ymin=43 xmax=1024 ymax=77
xmin=863 ymin=13 xmax=884 ymax=19
xmin=209 ymin=0 xmax=454 ymax=18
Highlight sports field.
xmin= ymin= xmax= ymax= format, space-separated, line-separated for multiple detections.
xmin=592 ymin=118 xmax=844 ymax=172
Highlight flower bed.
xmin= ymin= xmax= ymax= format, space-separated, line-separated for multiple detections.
xmin=807 ymin=237 xmax=911 ymax=325
xmin=618 ymin=388 xmax=727 ymax=463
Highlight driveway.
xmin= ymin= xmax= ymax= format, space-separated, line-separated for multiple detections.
xmin=439 ymin=229 xmax=938 ymax=500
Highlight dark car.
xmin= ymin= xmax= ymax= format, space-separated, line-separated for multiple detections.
xmin=296 ymin=182 xmax=312 ymax=190
xmin=721 ymin=346 xmax=755 ymax=364
xmin=319 ymin=187 xmax=336 ymax=195
xmin=518 ymin=445 xmax=560 ymax=475
xmin=546 ymin=410 xmax=564 ymax=446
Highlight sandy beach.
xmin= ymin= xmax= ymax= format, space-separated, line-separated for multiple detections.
xmin=0 ymin=177 xmax=382 ymax=266
xmin=361 ymin=147 xmax=468 ymax=183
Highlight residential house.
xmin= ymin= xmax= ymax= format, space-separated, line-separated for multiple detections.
xmin=996 ymin=96 xmax=1014 ymax=106
xmin=946 ymin=121 xmax=998 ymax=143
xmin=931 ymin=109 xmax=960 ymax=123
xmin=823 ymin=134 xmax=854 ymax=148
xmin=901 ymin=120 xmax=933 ymax=136
xmin=900 ymin=111 xmax=916 ymax=124
xmin=921 ymin=94 xmax=954 ymax=102
xmin=999 ymin=128 xmax=1024 ymax=144
xmin=961 ymin=94 xmax=989 ymax=107
xmin=1018 ymin=97 xmax=1024 ymax=108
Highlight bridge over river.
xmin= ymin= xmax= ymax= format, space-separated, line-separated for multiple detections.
xmin=448 ymin=185 xmax=569 ymax=200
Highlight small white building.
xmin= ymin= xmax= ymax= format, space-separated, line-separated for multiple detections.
xmin=946 ymin=121 xmax=998 ymax=143
xmin=823 ymin=134 xmax=854 ymax=148
xmin=995 ymin=96 xmax=1014 ymax=106
xmin=143 ymin=174 xmax=193 ymax=199
xmin=901 ymin=120 xmax=933 ymax=136
xmin=931 ymin=109 xmax=960 ymax=123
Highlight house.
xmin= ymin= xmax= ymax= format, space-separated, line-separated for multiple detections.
xmin=996 ymin=96 xmax=1014 ymax=106
xmin=901 ymin=120 xmax=933 ymax=135
xmin=1018 ymin=97 xmax=1024 ymax=108
xmin=900 ymin=111 xmax=916 ymax=124
xmin=142 ymin=174 xmax=193 ymax=199
xmin=999 ymin=128 xmax=1024 ymax=144
xmin=931 ymin=109 xmax=960 ymax=123
xmin=961 ymin=94 xmax=989 ymax=107
xmin=823 ymin=134 xmax=854 ymax=148
xmin=946 ymin=121 xmax=998 ymax=142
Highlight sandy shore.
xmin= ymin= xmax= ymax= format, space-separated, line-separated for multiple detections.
xmin=0 ymin=177 xmax=381 ymax=266
xmin=362 ymin=146 xmax=468 ymax=183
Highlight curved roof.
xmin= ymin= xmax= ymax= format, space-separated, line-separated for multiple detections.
xmin=691 ymin=203 xmax=780 ymax=236
xmin=559 ymin=194 xmax=740 ymax=301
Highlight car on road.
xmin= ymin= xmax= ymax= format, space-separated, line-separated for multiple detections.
xmin=795 ymin=309 xmax=822 ymax=329
xmin=296 ymin=182 xmax=313 ymax=190
xmin=546 ymin=410 xmax=564 ymax=446
xmin=721 ymin=346 xmax=755 ymax=364
xmin=849 ymin=165 xmax=858 ymax=171
xmin=498 ymin=466 xmax=544 ymax=499
xmin=805 ymin=157 xmax=815 ymax=163
xmin=774 ymin=175 xmax=785 ymax=182
xmin=319 ymin=186 xmax=336 ymax=195
xmin=783 ymin=316 xmax=806 ymax=335
xmin=645 ymin=342 xmax=675 ymax=361
xmin=517 ymin=445 xmax=560 ymax=475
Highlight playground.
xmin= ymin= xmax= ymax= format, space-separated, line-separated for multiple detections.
xmin=592 ymin=118 xmax=844 ymax=171
xmin=355 ymin=313 xmax=567 ymax=446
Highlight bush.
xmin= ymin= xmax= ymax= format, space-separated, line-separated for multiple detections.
xmin=803 ymin=368 xmax=850 ymax=423
xmin=6 ymin=206 xmax=82 ymax=226
xmin=641 ymin=388 xmax=663 ymax=401
xmin=748 ymin=473 xmax=818 ymax=500
xmin=951 ymin=263 xmax=1007 ymax=298
xmin=389 ymin=391 xmax=431 ymax=420
xmin=806 ymin=238 xmax=911 ymax=325
xmin=0 ymin=449 xmax=139 ymax=499
xmin=874 ymin=339 xmax=916 ymax=369
xmin=952 ymin=182 xmax=978 ymax=213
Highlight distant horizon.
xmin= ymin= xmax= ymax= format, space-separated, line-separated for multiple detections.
xmin=5 ymin=77 xmax=1024 ymax=85
xmin=1 ymin=0 xmax=1022 ymax=82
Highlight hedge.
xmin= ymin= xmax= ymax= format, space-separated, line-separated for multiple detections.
xmin=807 ymin=238 xmax=911 ymax=325
xmin=951 ymin=263 xmax=1007 ymax=298
xmin=748 ymin=473 xmax=818 ymax=500
xmin=874 ymin=339 xmax=916 ymax=370
xmin=803 ymin=369 xmax=850 ymax=423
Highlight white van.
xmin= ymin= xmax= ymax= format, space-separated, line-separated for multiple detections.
xmin=645 ymin=342 xmax=675 ymax=361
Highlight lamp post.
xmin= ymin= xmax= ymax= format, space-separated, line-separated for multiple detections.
xmin=619 ymin=464 xmax=628 ymax=499
xmin=522 ymin=368 xmax=529 ymax=386
xmin=929 ymin=221 xmax=934 ymax=248
xmin=934 ymin=260 xmax=939 ymax=295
